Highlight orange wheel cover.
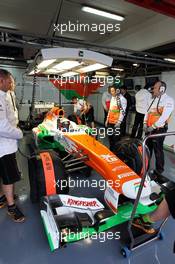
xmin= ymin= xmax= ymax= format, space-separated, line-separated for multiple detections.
xmin=40 ymin=152 xmax=56 ymax=195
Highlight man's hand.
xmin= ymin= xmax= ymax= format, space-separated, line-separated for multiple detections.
xmin=147 ymin=126 xmax=154 ymax=133
xmin=105 ymin=120 xmax=108 ymax=127
xmin=143 ymin=124 xmax=148 ymax=132
xmin=114 ymin=122 xmax=121 ymax=128
xmin=143 ymin=124 xmax=154 ymax=133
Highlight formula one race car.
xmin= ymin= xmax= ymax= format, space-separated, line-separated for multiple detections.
xmin=29 ymin=106 xmax=162 ymax=251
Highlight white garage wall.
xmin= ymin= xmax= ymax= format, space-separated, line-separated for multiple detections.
xmin=0 ymin=64 xmax=66 ymax=104
xmin=161 ymin=71 xmax=175 ymax=149
xmin=88 ymin=83 xmax=109 ymax=124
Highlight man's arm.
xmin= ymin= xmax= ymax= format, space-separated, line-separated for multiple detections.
xmin=144 ymin=95 xmax=152 ymax=125
xmin=118 ymin=96 xmax=127 ymax=124
xmin=0 ymin=98 xmax=23 ymax=139
xmin=154 ymin=97 xmax=174 ymax=128
xmin=102 ymin=92 xmax=108 ymax=110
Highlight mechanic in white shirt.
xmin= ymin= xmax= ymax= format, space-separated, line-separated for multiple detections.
xmin=105 ymin=86 xmax=127 ymax=151
xmin=144 ymin=81 xmax=174 ymax=178
xmin=0 ymin=69 xmax=25 ymax=223
xmin=131 ymin=84 xmax=151 ymax=139
xmin=71 ymin=96 xmax=85 ymax=124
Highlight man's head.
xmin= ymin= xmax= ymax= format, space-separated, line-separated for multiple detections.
xmin=153 ymin=81 xmax=166 ymax=97
xmin=108 ymin=86 xmax=116 ymax=97
xmin=72 ymin=96 xmax=78 ymax=104
xmin=120 ymin=85 xmax=127 ymax=95
xmin=0 ymin=69 xmax=14 ymax=92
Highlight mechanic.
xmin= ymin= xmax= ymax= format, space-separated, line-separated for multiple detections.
xmin=101 ymin=87 xmax=112 ymax=125
xmin=120 ymin=85 xmax=132 ymax=136
xmin=71 ymin=96 xmax=85 ymax=124
xmin=132 ymin=189 xmax=175 ymax=234
xmin=105 ymin=86 xmax=127 ymax=151
xmin=0 ymin=69 xmax=25 ymax=223
xmin=131 ymin=84 xmax=151 ymax=139
xmin=81 ymin=101 xmax=95 ymax=128
xmin=143 ymin=81 xmax=174 ymax=179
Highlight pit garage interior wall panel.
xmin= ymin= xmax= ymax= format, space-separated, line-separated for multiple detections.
xmin=0 ymin=65 xmax=66 ymax=103
xmin=161 ymin=71 xmax=175 ymax=149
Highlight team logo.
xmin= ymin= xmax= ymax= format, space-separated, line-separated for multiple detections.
xmin=118 ymin=171 xmax=136 ymax=179
xmin=101 ymin=154 xmax=118 ymax=163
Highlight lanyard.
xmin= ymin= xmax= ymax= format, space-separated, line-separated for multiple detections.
xmin=9 ymin=92 xmax=16 ymax=112
xmin=147 ymin=96 xmax=161 ymax=114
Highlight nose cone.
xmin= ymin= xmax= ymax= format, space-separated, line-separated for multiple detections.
xmin=122 ymin=179 xmax=151 ymax=200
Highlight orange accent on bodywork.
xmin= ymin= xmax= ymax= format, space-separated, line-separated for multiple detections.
xmin=65 ymin=133 xmax=141 ymax=194
xmin=138 ymin=145 xmax=149 ymax=176
xmin=40 ymin=152 xmax=56 ymax=195
xmin=45 ymin=107 xmax=64 ymax=120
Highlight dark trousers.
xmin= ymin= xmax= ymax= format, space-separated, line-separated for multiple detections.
xmin=104 ymin=109 xmax=108 ymax=125
xmin=131 ymin=112 xmax=145 ymax=139
xmin=146 ymin=127 xmax=167 ymax=173
xmin=108 ymin=124 xmax=121 ymax=152
xmin=120 ymin=115 xmax=127 ymax=137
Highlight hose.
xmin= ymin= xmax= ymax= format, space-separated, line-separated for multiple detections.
xmin=18 ymin=146 xmax=36 ymax=160
xmin=30 ymin=65 xmax=38 ymax=120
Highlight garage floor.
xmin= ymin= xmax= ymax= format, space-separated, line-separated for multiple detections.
xmin=0 ymin=133 xmax=175 ymax=264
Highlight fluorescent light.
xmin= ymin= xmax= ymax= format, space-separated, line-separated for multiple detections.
xmin=133 ymin=63 xmax=139 ymax=67
xmin=37 ymin=59 xmax=56 ymax=69
xmin=82 ymin=6 xmax=124 ymax=21
xmin=94 ymin=75 xmax=108 ymax=78
xmin=53 ymin=60 xmax=81 ymax=70
xmin=95 ymin=71 xmax=109 ymax=76
xmin=62 ymin=72 xmax=79 ymax=77
xmin=111 ymin=67 xmax=124 ymax=71
xmin=164 ymin=58 xmax=175 ymax=63
xmin=0 ymin=56 xmax=15 ymax=60
xmin=28 ymin=69 xmax=40 ymax=75
xmin=44 ymin=69 xmax=63 ymax=74
xmin=78 ymin=63 xmax=107 ymax=73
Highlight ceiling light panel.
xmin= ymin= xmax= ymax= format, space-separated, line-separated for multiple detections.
xmin=62 ymin=72 xmax=79 ymax=77
xmin=27 ymin=48 xmax=113 ymax=75
xmin=53 ymin=61 xmax=81 ymax=70
xmin=164 ymin=58 xmax=175 ymax=63
xmin=82 ymin=6 xmax=125 ymax=21
xmin=78 ymin=63 xmax=107 ymax=73
xmin=37 ymin=59 xmax=56 ymax=69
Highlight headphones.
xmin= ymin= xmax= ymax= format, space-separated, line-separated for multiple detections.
xmin=159 ymin=81 xmax=167 ymax=94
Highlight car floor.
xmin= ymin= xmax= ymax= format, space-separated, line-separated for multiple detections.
xmin=0 ymin=132 xmax=175 ymax=264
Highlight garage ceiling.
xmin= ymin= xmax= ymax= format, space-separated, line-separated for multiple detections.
xmin=0 ymin=0 xmax=162 ymax=42
xmin=0 ymin=0 xmax=175 ymax=76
